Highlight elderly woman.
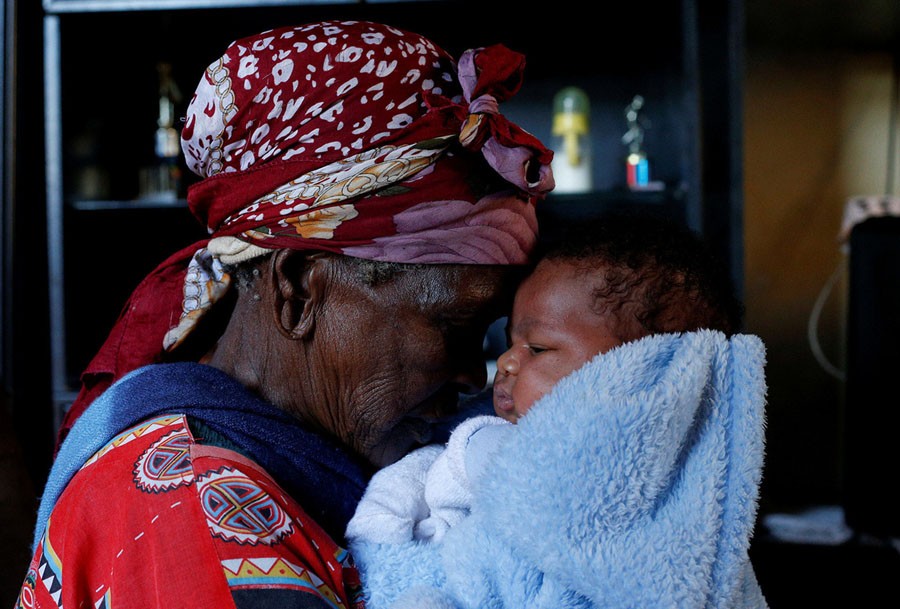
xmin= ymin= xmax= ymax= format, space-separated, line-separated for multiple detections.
xmin=18 ymin=21 xmax=553 ymax=608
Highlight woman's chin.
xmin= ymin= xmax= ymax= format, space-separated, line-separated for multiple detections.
xmin=368 ymin=418 xmax=434 ymax=468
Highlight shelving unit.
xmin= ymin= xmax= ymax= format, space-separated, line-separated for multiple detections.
xmin=1 ymin=0 xmax=9 ymax=393
xmin=41 ymin=0 xmax=743 ymax=429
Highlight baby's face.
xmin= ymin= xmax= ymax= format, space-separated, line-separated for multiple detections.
xmin=492 ymin=258 xmax=624 ymax=422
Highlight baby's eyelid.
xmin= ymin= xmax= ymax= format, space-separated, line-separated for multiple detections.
xmin=505 ymin=339 xmax=535 ymax=353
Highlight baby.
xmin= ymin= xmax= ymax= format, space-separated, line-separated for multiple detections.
xmin=492 ymin=210 xmax=740 ymax=423
xmin=345 ymin=211 xmax=766 ymax=609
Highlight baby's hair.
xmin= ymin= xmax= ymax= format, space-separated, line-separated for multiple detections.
xmin=535 ymin=210 xmax=744 ymax=339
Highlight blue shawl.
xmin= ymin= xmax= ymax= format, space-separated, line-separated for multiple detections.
xmin=33 ymin=362 xmax=370 ymax=551
xmin=352 ymin=330 xmax=769 ymax=609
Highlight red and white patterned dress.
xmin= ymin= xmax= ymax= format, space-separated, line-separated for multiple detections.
xmin=17 ymin=414 xmax=364 ymax=609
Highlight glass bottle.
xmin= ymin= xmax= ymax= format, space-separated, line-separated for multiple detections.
xmin=139 ymin=62 xmax=182 ymax=202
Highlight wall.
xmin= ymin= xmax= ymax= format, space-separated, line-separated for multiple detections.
xmin=744 ymin=40 xmax=898 ymax=512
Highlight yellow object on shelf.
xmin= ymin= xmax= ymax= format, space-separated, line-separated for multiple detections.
xmin=550 ymin=86 xmax=592 ymax=194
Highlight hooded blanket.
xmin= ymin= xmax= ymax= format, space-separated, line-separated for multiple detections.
xmin=350 ymin=330 xmax=769 ymax=609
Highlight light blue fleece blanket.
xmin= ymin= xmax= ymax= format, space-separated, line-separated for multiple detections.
xmin=351 ymin=330 xmax=769 ymax=609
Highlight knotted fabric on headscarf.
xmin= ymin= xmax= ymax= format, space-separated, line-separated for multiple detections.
xmin=58 ymin=20 xmax=554 ymax=449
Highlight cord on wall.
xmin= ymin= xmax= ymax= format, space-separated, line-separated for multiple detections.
xmin=807 ymin=259 xmax=846 ymax=381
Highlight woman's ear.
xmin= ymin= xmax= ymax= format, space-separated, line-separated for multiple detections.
xmin=269 ymin=250 xmax=328 ymax=340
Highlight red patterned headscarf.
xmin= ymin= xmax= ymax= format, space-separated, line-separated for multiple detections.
xmin=58 ymin=20 xmax=554 ymax=447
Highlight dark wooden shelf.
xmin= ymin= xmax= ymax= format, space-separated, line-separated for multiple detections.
xmin=67 ymin=198 xmax=188 ymax=211
xmin=537 ymin=186 xmax=688 ymax=242
xmin=43 ymin=0 xmax=357 ymax=14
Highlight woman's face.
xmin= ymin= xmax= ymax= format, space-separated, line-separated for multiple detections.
xmin=315 ymin=264 xmax=514 ymax=468
xmin=492 ymin=258 xmax=624 ymax=422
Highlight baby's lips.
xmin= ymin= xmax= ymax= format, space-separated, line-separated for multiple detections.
xmin=492 ymin=387 xmax=515 ymax=414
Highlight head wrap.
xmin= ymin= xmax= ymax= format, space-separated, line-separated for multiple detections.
xmin=57 ymin=20 xmax=554 ymax=447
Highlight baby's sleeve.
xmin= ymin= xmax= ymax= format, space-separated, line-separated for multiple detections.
xmin=417 ymin=415 xmax=511 ymax=542
xmin=345 ymin=444 xmax=443 ymax=544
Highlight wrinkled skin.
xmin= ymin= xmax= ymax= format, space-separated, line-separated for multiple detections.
xmin=206 ymin=250 xmax=516 ymax=469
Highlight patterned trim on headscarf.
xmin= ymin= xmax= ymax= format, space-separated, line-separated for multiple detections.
xmin=162 ymin=249 xmax=231 ymax=351
xmin=223 ymin=136 xmax=453 ymax=242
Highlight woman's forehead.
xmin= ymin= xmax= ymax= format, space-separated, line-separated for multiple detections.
xmin=393 ymin=264 xmax=515 ymax=310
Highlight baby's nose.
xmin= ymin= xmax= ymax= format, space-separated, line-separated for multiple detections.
xmin=496 ymin=348 xmax=518 ymax=375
